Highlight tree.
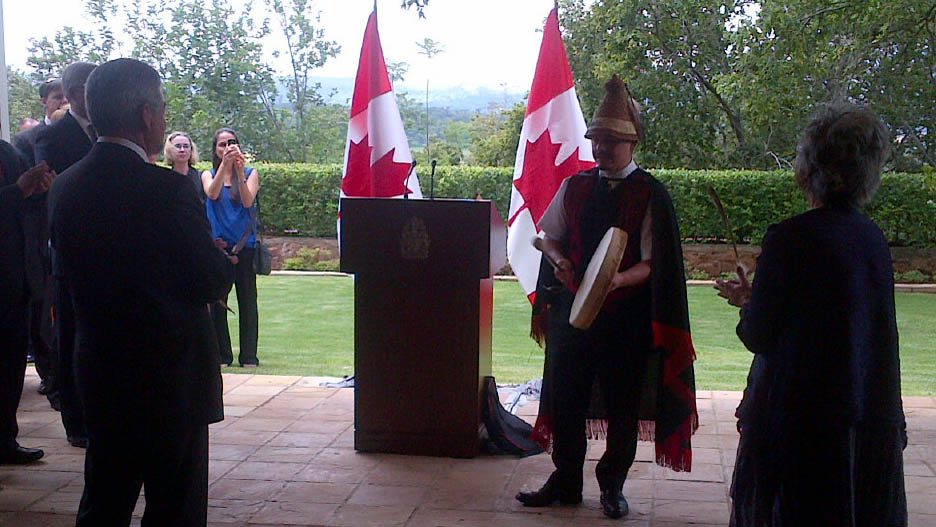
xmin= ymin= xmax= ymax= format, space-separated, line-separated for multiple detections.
xmin=561 ymin=0 xmax=749 ymax=169
xmin=415 ymin=37 xmax=444 ymax=160
xmin=265 ymin=0 xmax=340 ymax=161
xmin=730 ymin=0 xmax=935 ymax=170
xmin=467 ymin=101 xmax=526 ymax=166
xmin=26 ymin=0 xmax=118 ymax=80
xmin=7 ymin=68 xmax=43 ymax=126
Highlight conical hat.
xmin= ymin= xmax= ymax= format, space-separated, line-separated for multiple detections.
xmin=585 ymin=75 xmax=642 ymax=142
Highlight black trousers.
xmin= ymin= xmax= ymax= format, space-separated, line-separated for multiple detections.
xmin=77 ymin=422 xmax=209 ymax=526
xmin=548 ymin=297 xmax=651 ymax=494
xmin=28 ymin=280 xmax=54 ymax=385
xmin=0 ymin=296 xmax=28 ymax=450
xmin=212 ymin=247 xmax=258 ymax=366
xmin=52 ymin=275 xmax=87 ymax=439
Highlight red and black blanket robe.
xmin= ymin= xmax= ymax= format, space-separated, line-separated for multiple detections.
xmin=530 ymin=167 xmax=699 ymax=472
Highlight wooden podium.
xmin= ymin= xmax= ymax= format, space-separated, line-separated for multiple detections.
xmin=340 ymin=198 xmax=506 ymax=458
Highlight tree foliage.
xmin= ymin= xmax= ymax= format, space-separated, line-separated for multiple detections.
xmin=560 ymin=0 xmax=934 ymax=170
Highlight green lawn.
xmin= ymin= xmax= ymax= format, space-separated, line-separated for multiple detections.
xmin=224 ymin=275 xmax=935 ymax=395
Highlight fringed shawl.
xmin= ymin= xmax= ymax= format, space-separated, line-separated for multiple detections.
xmin=530 ymin=170 xmax=698 ymax=471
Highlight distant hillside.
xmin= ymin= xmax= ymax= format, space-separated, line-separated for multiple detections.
xmin=314 ymin=76 xmax=525 ymax=111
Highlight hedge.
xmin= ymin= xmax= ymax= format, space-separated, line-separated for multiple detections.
xmin=254 ymin=164 xmax=936 ymax=247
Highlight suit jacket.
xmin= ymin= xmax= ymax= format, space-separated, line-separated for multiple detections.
xmin=34 ymin=112 xmax=93 ymax=175
xmin=0 ymin=141 xmax=28 ymax=315
xmin=49 ymin=142 xmax=234 ymax=429
xmin=12 ymin=121 xmax=47 ymax=167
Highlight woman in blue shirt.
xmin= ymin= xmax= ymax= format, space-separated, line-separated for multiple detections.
xmin=201 ymin=128 xmax=261 ymax=367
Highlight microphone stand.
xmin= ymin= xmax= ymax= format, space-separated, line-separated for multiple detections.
xmin=429 ymin=159 xmax=437 ymax=199
xmin=402 ymin=160 xmax=417 ymax=200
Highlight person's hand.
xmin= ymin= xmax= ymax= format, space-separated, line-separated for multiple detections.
xmin=213 ymin=238 xmax=228 ymax=250
xmin=16 ymin=162 xmax=54 ymax=197
xmin=715 ymin=264 xmax=752 ymax=308
xmin=554 ymin=258 xmax=575 ymax=292
xmin=227 ymin=254 xmax=239 ymax=265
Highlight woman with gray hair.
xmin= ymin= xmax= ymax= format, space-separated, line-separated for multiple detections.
xmin=715 ymin=103 xmax=907 ymax=526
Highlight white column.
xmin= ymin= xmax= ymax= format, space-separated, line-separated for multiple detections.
xmin=0 ymin=0 xmax=10 ymax=142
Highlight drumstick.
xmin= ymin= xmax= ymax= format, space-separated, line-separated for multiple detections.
xmin=706 ymin=185 xmax=741 ymax=266
xmin=531 ymin=237 xmax=561 ymax=270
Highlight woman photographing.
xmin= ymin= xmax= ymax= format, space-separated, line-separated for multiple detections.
xmin=715 ymin=104 xmax=907 ymax=526
xmin=202 ymin=128 xmax=261 ymax=368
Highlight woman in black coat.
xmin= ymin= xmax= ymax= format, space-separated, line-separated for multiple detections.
xmin=716 ymin=104 xmax=907 ymax=526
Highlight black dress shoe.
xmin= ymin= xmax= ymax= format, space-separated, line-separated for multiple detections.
xmin=37 ymin=381 xmax=50 ymax=395
xmin=67 ymin=436 xmax=88 ymax=448
xmin=0 ymin=445 xmax=44 ymax=465
xmin=600 ymin=489 xmax=628 ymax=519
xmin=516 ymin=475 xmax=582 ymax=507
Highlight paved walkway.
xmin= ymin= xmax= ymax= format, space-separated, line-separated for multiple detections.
xmin=2 ymin=368 xmax=934 ymax=526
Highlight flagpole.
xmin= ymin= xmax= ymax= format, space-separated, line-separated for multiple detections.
xmin=0 ymin=0 xmax=11 ymax=142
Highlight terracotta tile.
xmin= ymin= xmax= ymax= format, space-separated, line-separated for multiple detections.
xmin=348 ymin=484 xmax=428 ymax=507
xmin=226 ymin=418 xmax=294 ymax=433
xmin=250 ymin=446 xmax=320 ymax=464
xmin=909 ymin=513 xmax=936 ymax=527
xmin=24 ymin=491 xmax=82 ymax=515
xmin=0 ymin=470 xmax=80 ymax=491
xmin=225 ymin=461 xmax=304 ymax=481
xmin=222 ymin=394 xmax=275 ymax=407
xmin=313 ymin=448 xmax=382 ymax=469
xmin=285 ymin=419 xmax=351 ymax=435
xmin=209 ymin=460 xmax=240 ymax=484
xmin=267 ymin=432 xmax=336 ymax=448
xmin=244 ymin=375 xmax=301 ymax=387
xmin=275 ymin=481 xmax=357 ymax=504
xmin=0 ymin=511 xmax=76 ymax=526
xmin=207 ymin=498 xmax=265 ymax=523
xmin=222 ymin=406 xmax=256 ymax=418
xmin=210 ymin=443 xmax=260 ymax=462
xmin=292 ymin=464 xmax=370 ymax=484
xmin=404 ymin=508 xmax=496 ymax=527
xmin=208 ymin=478 xmax=285 ymax=501
xmin=908 ymin=493 xmax=936 ymax=515
xmin=0 ymin=488 xmax=47 ymax=512
xmin=654 ymin=480 xmax=728 ymax=502
xmin=210 ymin=429 xmax=279 ymax=446
xmin=651 ymin=499 xmax=729 ymax=524
xmin=249 ymin=501 xmax=338 ymax=525
xmin=327 ymin=503 xmax=415 ymax=526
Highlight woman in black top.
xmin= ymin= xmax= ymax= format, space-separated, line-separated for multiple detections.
xmin=716 ymin=104 xmax=907 ymax=526
xmin=163 ymin=131 xmax=205 ymax=202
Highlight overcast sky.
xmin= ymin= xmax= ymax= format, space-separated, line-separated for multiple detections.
xmin=2 ymin=0 xmax=558 ymax=91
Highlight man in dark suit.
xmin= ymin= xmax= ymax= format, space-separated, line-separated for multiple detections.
xmin=49 ymin=58 xmax=234 ymax=526
xmin=0 ymin=139 xmax=53 ymax=465
xmin=34 ymin=66 xmax=96 ymax=174
xmin=13 ymin=78 xmax=66 ymax=166
xmin=35 ymin=62 xmax=97 ymax=447
xmin=11 ymin=80 xmax=66 ymax=400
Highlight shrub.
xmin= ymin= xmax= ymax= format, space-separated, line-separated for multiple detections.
xmin=252 ymin=164 xmax=935 ymax=247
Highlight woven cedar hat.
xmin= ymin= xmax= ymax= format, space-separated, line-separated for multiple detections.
xmin=585 ymin=74 xmax=642 ymax=143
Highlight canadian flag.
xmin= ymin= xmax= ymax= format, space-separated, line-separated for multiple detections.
xmin=507 ymin=7 xmax=595 ymax=301
xmin=341 ymin=8 xmax=421 ymax=200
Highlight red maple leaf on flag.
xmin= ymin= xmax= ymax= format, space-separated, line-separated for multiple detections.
xmin=513 ymin=129 xmax=592 ymax=226
xmin=341 ymin=135 xmax=413 ymax=197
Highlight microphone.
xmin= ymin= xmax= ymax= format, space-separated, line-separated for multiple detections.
xmin=429 ymin=159 xmax=437 ymax=200
xmin=403 ymin=160 xmax=417 ymax=200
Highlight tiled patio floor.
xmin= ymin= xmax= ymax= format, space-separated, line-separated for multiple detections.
xmin=2 ymin=368 xmax=934 ymax=526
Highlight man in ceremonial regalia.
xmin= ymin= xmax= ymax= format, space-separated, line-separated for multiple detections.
xmin=516 ymin=75 xmax=698 ymax=519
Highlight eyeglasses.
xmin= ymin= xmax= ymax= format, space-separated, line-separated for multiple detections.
xmin=172 ymin=143 xmax=191 ymax=150
xmin=217 ymin=139 xmax=238 ymax=148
